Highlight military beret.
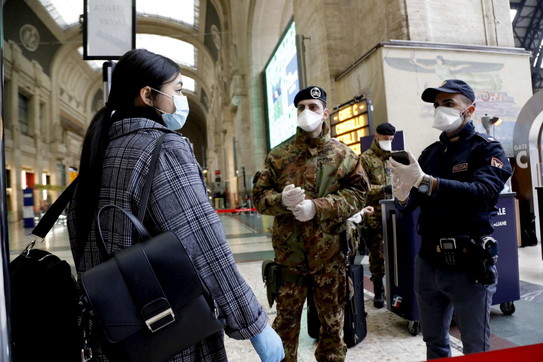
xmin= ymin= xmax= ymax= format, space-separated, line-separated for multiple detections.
xmin=421 ymin=79 xmax=476 ymax=103
xmin=376 ymin=123 xmax=396 ymax=136
xmin=293 ymin=86 xmax=327 ymax=107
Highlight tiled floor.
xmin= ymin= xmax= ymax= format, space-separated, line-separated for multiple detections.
xmin=8 ymin=212 xmax=543 ymax=361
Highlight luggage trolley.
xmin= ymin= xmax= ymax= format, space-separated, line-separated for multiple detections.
xmin=380 ymin=193 xmax=520 ymax=336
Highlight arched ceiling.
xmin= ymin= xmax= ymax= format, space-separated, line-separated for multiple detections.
xmin=250 ymin=0 xmax=292 ymax=72
xmin=29 ymin=0 xmax=228 ymax=158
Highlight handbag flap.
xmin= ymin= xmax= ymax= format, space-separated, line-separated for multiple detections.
xmin=81 ymin=231 xmax=204 ymax=342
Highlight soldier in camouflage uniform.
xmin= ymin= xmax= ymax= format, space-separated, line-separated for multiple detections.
xmin=359 ymin=123 xmax=396 ymax=308
xmin=253 ymin=86 xmax=369 ymax=362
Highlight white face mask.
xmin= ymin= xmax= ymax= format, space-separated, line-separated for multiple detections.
xmin=297 ymin=110 xmax=323 ymax=132
xmin=151 ymin=88 xmax=190 ymax=130
xmin=432 ymin=106 xmax=466 ymax=133
xmin=162 ymin=95 xmax=190 ymax=130
xmin=378 ymin=140 xmax=392 ymax=151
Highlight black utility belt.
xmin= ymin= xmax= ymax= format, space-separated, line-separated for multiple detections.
xmin=421 ymin=235 xmax=496 ymax=269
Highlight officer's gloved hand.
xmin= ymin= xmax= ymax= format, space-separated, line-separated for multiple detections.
xmin=281 ymin=184 xmax=305 ymax=210
xmin=347 ymin=206 xmax=374 ymax=224
xmin=292 ymin=200 xmax=316 ymax=222
xmin=392 ymin=178 xmax=411 ymax=203
xmin=389 ymin=150 xmax=426 ymax=189
xmin=250 ymin=324 xmax=285 ymax=362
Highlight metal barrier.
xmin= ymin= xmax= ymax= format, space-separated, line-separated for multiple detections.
xmin=215 ymin=208 xmax=256 ymax=214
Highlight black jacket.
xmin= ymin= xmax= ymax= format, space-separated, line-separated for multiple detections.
xmin=399 ymin=121 xmax=512 ymax=239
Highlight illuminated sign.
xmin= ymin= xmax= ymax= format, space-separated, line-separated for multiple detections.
xmin=264 ymin=20 xmax=300 ymax=150
xmin=329 ymin=98 xmax=372 ymax=154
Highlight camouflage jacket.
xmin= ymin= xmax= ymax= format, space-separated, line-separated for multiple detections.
xmin=252 ymin=122 xmax=369 ymax=273
xmin=359 ymin=139 xmax=391 ymax=227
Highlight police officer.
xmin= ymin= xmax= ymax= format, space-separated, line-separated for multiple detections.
xmin=253 ymin=86 xmax=369 ymax=361
xmin=389 ymin=79 xmax=512 ymax=359
xmin=359 ymin=122 xmax=396 ymax=308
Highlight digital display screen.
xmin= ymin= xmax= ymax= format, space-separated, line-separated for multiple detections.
xmin=263 ymin=20 xmax=300 ymax=150
xmin=329 ymin=99 xmax=372 ymax=155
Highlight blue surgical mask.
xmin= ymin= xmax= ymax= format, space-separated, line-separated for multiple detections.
xmin=151 ymin=88 xmax=190 ymax=130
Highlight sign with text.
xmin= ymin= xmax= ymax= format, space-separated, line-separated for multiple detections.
xmin=329 ymin=98 xmax=372 ymax=155
xmin=83 ymin=0 xmax=135 ymax=60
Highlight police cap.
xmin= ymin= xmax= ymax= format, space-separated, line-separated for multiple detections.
xmin=293 ymin=86 xmax=327 ymax=107
xmin=421 ymin=79 xmax=475 ymax=103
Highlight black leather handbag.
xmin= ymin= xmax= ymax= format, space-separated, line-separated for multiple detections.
xmin=81 ymin=206 xmax=224 ymax=361
xmin=80 ymin=134 xmax=224 ymax=361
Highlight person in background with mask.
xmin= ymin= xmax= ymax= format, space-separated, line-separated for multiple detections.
xmin=253 ymin=86 xmax=369 ymax=361
xmin=389 ymin=79 xmax=512 ymax=359
xmin=68 ymin=49 xmax=284 ymax=362
xmin=359 ymin=122 xmax=396 ymax=308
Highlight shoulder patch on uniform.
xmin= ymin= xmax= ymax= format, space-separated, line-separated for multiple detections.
xmin=490 ymin=157 xmax=504 ymax=168
xmin=474 ymin=132 xmax=498 ymax=143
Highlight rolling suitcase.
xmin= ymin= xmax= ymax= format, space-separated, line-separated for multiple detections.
xmin=306 ymin=263 xmax=367 ymax=347
xmin=381 ymin=204 xmax=421 ymax=335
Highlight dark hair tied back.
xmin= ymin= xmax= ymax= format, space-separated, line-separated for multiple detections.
xmin=73 ymin=49 xmax=181 ymax=244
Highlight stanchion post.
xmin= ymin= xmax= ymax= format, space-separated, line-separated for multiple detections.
xmin=22 ymin=187 xmax=35 ymax=228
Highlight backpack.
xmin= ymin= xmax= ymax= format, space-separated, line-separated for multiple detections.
xmin=10 ymin=248 xmax=82 ymax=361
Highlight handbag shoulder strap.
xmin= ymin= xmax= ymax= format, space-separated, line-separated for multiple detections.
xmin=30 ymin=177 xmax=78 ymax=240
xmin=30 ymin=131 xmax=165 ymax=240
xmin=138 ymin=133 xmax=166 ymax=221
xmin=95 ymin=133 xmax=167 ymax=260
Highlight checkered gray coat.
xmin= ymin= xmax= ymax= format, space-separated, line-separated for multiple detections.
xmin=67 ymin=118 xmax=267 ymax=361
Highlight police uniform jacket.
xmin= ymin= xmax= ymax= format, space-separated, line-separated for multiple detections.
xmin=252 ymin=122 xmax=369 ymax=273
xmin=68 ymin=108 xmax=266 ymax=362
xmin=399 ymin=121 xmax=512 ymax=257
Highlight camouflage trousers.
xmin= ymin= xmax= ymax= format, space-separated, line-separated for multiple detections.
xmin=273 ymin=256 xmax=347 ymax=362
xmin=362 ymin=225 xmax=385 ymax=282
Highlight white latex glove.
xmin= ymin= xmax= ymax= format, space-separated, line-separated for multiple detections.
xmin=389 ymin=150 xmax=425 ymax=189
xmin=347 ymin=206 xmax=374 ymax=224
xmin=292 ymin=200 xmax=316 ymax=222
xmin=392 ymin=177 xmax=412 ymax=203
xmin=250 ymin=324 xmax=285 ymax=362
xmin=363 ymin=206 xmax=374 ymax=215
xmin=281 ymin=184 xmax=305 ymax=210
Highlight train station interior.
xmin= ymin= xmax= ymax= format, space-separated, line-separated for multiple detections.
xmin=2 ymin=0 xmax=543 ymax=360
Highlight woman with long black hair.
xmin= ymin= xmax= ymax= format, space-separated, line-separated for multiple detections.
xmin=67 ymin=48 xmax=283 ymax=362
